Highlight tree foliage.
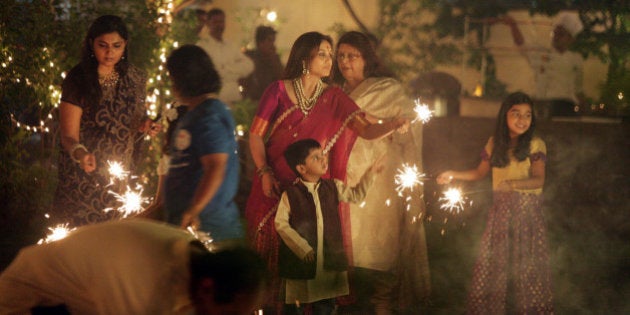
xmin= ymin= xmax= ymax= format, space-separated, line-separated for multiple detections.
xmin=377 ymin=0 xmax=510 ymax=98
xmin=376 ymin=0 xmax=628 ymax=111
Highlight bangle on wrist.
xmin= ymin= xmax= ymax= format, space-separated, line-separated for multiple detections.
xmin=256 ymin=165 xmax=273 ymax=178
xmin=70 ymin=143 xmax=88 ymax=163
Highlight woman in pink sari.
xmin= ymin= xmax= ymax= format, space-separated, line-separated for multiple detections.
xmin=245 ymin=31 xmax=408 ymax=312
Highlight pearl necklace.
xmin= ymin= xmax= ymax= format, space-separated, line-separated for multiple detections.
xmin=292 ymin=78 xmax=323 ymax=115
xmin=98 ymin=70 xmax=120 ymax=87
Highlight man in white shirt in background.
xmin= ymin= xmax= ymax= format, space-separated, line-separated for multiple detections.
xmin=197 ymin=8 xmax=254 ymax=106
xmin=503 ymin=11 xmax=586 ymax=119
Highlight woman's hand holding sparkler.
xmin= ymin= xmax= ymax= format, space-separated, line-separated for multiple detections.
xmin=436 ymin=171 xmax=455 ymax=185
xmin=75 ymin=149 xmax=97 ymax=173
xmin=180 ymin=211 xmax=201 ymax=230
xmin=139 ymin=118 xmax=163 ymax=137
xmin=377 ymin=116 xmax=410 ymax=134
xmin=392 ymin=116 xmax=410 ymax=134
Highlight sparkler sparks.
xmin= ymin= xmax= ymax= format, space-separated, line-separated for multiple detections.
xmin=107 ymin=160 xmax=129 ymax=181
xmin=103 ymin=159 xmax=150 ymax=217
xmin=105 ymin=185 xmax=149 ymax=218
xmin=187 ymin=226 xmax=216 ymax=252
xmin=38 ymin=223 xmax=75 ymax=244
xmin=394 ymin=163 xmax=425 ymax=194
xmin=439 ymin=187 xmax=467 ymax=214
xmin=412 ymin=99 xmax=433 ymax=124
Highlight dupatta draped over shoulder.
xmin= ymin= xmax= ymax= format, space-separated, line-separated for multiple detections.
xmin=245 ymin=80 xmax=362 ymax=301
xmin=249 ymin=80 xmax=361 ymax=188
xmin=346 ymin=77 xmax=431 ymax=307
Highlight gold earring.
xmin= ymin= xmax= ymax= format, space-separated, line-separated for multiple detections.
xmin=302 ymin=61 xmax=309 ymax=75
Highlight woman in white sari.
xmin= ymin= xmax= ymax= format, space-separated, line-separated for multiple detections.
xmin=333 ymin=31 xmax=430 ymax=314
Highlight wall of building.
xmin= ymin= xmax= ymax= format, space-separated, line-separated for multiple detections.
xmin=208 ymin=0 xmax=379 ymax=61
xmin=203 ymin=2 xmax=608 ymax=102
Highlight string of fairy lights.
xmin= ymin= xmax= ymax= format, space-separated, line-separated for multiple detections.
xmin=7 ymin=3 xmax=475 ymax=250
xmin=4 ymin=46 xmax=62 ymax=134
xmin=4 ymin=1 xmax=176 ymax=136
xmin=146 ymin=0 xmax=176 ymax=122
xmin=5 ymin=1 xmax=284 ymax=135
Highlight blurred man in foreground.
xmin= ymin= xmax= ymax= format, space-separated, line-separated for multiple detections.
xmin=0 ymin=219 xmax=268 ymax=315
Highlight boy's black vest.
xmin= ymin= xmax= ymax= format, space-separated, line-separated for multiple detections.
xmin=278 ymin=179 xmax=348 ymax=279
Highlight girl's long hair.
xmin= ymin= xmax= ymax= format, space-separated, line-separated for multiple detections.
xmin=282 ymin=32 xmax=333 ymax=82
xmin=491 ymin=92 xmax=536 ymax=167
xmin=66 ymin=15 xmax=130 ymax=107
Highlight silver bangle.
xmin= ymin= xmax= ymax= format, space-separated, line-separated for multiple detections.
xmin=70 ymin=143 xmax=88 ymax=163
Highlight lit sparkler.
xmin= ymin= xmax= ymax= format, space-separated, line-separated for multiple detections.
xmin=104 ymin=184 xmax=149 ymax=218
xmin=187 ymin=226 xmax=216 ymax=252
xmin=439 ymin=187 xmax=467 ymax=214
xmin=394 ymin=163 xmax=425 ymax=194
xmin=412 ymin=99 xmax=433 ymax=124
xmin=38 ymin=223 xmax=75 ymax=244
xmin=107 ymin=160 xmax=129 ymax=181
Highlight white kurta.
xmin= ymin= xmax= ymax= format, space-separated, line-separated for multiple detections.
xmin=275 ymin=173 xmax=374 ymax=304
xmin=196 ymin=36 xmax=254 ymax=104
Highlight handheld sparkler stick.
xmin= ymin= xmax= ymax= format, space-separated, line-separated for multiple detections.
xmin=187 ymin=225 xmax=216 ymax=252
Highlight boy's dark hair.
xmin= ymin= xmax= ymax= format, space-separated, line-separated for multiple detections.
xmin=207 ymin=8 xmax=225 ymax=19
xmin=189 ymin=243 xmax=268 ymax=305
xmin=284 ymin=139 xmax=321 ymax=177
xmin=255 ymin=25 xmax=277 ymax=44
xmin=166 ymin=45 xmax=221 ymax=98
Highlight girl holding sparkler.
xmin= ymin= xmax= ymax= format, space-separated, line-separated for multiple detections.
xmin=437 ymin=92 xmax=553 ymax=314
xmin=53 ymin=15 xmax=160 ymax=227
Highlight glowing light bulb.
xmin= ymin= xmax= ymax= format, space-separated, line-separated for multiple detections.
xmin=266 ymin=11 xmax=277 ymax=22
